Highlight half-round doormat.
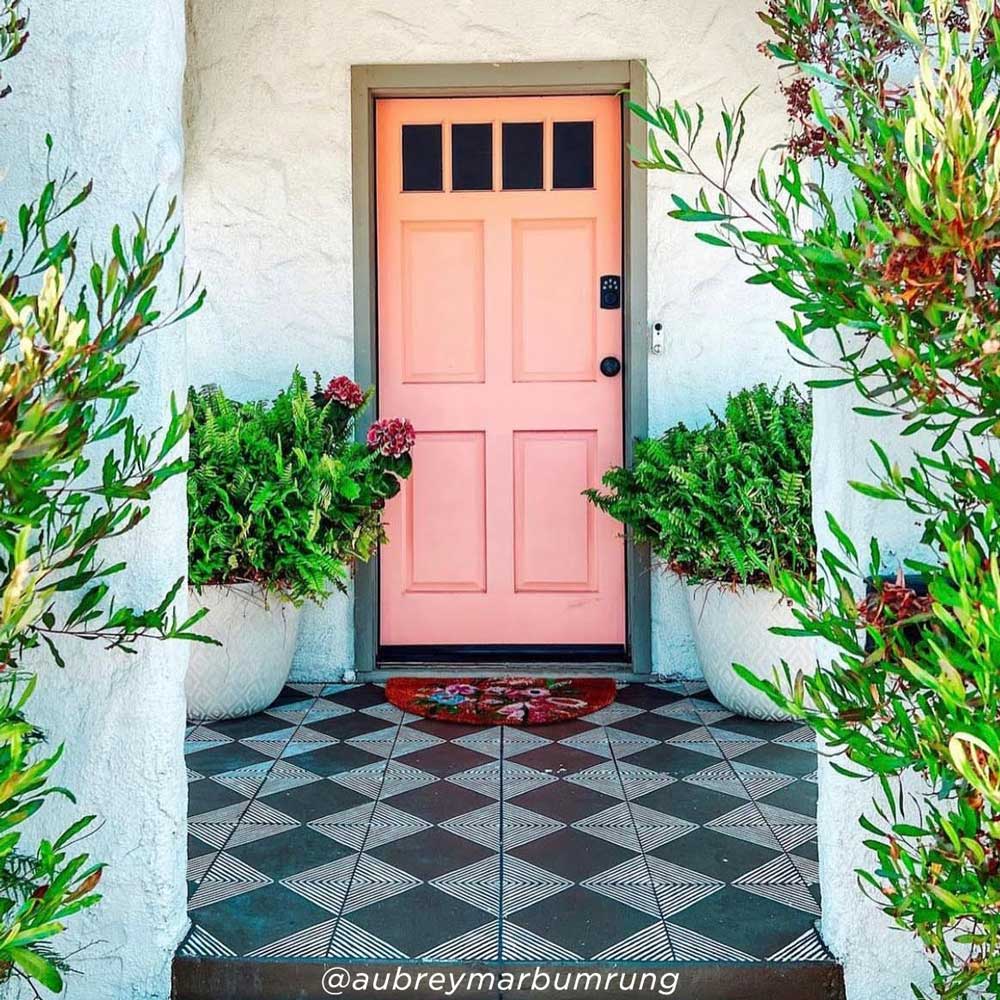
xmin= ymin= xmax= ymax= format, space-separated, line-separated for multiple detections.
xmin=385 ymin=677 xmax=617 ymax=726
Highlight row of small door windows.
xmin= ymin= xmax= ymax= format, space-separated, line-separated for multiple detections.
xmin=401 ymin=121 xmax=594 ymax=192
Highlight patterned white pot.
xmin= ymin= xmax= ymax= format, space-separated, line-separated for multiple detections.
xmin=185 ymin=584 xmax=302 ymax=722
xmin=685 ymin=583 xmax=809 ymax=721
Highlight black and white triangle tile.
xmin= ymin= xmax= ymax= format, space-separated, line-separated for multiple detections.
xmin=683 ymin=760 xmax=796 ymax=800
xmin=733 ymin=854 xmax=821 ymax=915
xmin=647 ymin=855 xmax=726 ymax=918
xmin=630 ymin=802 xmax=700 ymax=851
xmin=338 ymin=853 xmax=422 ymax=913
xmin=500 ymin=855 xmax=573 ymax=914
xmin=664 ymin=725 xmax=767 ymax=760
xmin=330 ymin=760 xmax=434 ymax=799
xmin=451 ymin=724 xmax=547 ymax=759
xmin=328 ymin=919 xmax=407 ymax=960
xmin=309 ymin=801 xmax=432 ymax=850
xmin=248 ymin=918 xmax=340 ymax=959
xmin=571 ymin=801 xmax=643 ymax=851
xmin=347 ymin=724 xmax=442 ymax=758
xmin=592 ymin=921 xmax=675 ymax=961
xmin=179 ymin=924 xmax=236 ymax=958
xmin=567 ymin=761 xmax=674 ymax=800
xmin=768 ymin=926 xmax=830 ymax=961
xmin=443 ymin=802 xmax=564 ymax=851
xmin=420 ymin=923 xmax=500 ymax=962
xmin=580 ymin=855 xmax=662 ymax=917
xmin=444 ymin=759 xmax=505 ymax=798
xmin=189 ymin=852 xmax=272 ymax=909
xmin=185 ymin=725 xmax=232 ymax=755
xmin=487 ymin=761 xmax=556 ymax=799
xmin=560 ymin=725 xmax=659 ymax=759
xmin=654 ymin=696 xmax=735 ymax=726
xmin=188 ymin=801 xmax=280 ymax=850
xmin=429 ymin=855 xmax=503 ymax=914
xmin=212 ymin=758 xmax=323 ymax=799
xmin=774 ymin=725 xmax=818 ymax=752
xmin=580 ymin=701 xmax=645 ymax=726
xmin=500 ymin=921 xmax=582 ymax=961
xmin=282 ymin=855 xmax=360 ymax=913
xmin=266 ymin=697 xmax=352 ymax=726
xmin=182 ymin=682 xmax=833 ymax=967
xmin=359 ymin=700 xmax=420 ymax=724
xmin=666 ymin=921 xmax=757 ymax=962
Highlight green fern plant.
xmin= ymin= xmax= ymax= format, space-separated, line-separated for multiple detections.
xmin=587 ymin=384 xmax=813 ymax=585
xmin=187 ymin=371 xmax=412 ymax=604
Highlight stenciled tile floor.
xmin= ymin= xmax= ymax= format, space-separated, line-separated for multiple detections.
xmin=181 ymin=681 xmax=826 ymax=964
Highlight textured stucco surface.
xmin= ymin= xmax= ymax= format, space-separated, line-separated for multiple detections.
xmin=807 ymin=156 xmax=934 ymax=998
xmin=810 ymin=334 xmax=934 ymax=998
xmin=1 ymin=2 xmax=190 ymax=997
xmin=183 ymin=0 xmax=801 ymax=681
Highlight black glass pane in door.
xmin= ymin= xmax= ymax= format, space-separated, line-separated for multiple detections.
xmin=402 ymin=124 xmax=443 ymax=191
xmin=502 ymin=122 xmax=543 ymax=190
xmin=553 ymin=121 xmax=595 ymax=189
xmin=452 ymin=123 xmax=493 ymax=191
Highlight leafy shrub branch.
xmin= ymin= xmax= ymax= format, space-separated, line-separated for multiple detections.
xmin=633 ymin=1 xmax=1000 ymax=995
xmin=588 ymin=384 xmax=813 ymax=586
xmin=188 ymin=373 xmax=413 ymax=604
xmin=0 ymin=3 xmax=205 ymax=990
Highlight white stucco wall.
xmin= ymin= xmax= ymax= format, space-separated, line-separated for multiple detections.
xmin=811 ymin=373 xmax=934 ymax=1000
xmin=2 ymin=2 xmax=190 ymax=997
xmin=806 ymin=160 xmax=934 ymax=999
xmin=183 ymin=0 xmax=801 ymax=681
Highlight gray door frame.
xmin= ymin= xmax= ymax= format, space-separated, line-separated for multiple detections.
xmin=350 ymin=59 xmax=651 ymax=676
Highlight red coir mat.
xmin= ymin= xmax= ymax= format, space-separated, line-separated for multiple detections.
xmin=385 ymin=676 xmax=616 ymax=726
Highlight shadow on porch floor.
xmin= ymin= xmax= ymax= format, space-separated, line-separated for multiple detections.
xmin=175 ymin=681 xmax=843 ymax=999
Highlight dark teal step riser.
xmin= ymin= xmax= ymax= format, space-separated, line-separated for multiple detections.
xmin=173 ymin=958 xmax=845 ymax=1000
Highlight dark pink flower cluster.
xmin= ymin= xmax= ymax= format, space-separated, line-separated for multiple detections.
xmin=366 ymin=417 xmax=416 ymax=458
xmin=323 ymin=375 xmax=365 ymax=410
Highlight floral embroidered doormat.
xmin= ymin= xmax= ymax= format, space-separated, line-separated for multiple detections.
xmin=385 ymin=677 xmax=616 ymax=726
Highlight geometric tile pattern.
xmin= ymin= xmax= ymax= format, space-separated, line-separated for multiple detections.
xmin=182 ymin=683 xmax=827 ymax=963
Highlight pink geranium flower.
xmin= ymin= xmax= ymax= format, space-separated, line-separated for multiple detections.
xmin=367 ymin=417 xmax=416 ymax=458
xmin=323 ymin=375 xmax=365 ymax=410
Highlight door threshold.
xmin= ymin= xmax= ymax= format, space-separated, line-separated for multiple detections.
xmin=372 ymin=643 xmax=636 ymax=679
xmin=362 ymin=665 xmax=649 ymax=682
xmin=379 ymin=644 xmax=627 ymax=664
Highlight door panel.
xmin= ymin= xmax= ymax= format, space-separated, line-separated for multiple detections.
xmin=512 ymin=218 xmax=596 ymax=382
xmin=377 ymin=95 xmax=625 ymax=648
xmin=401 ymin=221 xmax=485 ymax=383
xmin=405 ymin=431 xmax=486 ymax=593
xmin=514 ymin=430 xmax=598 ymax=593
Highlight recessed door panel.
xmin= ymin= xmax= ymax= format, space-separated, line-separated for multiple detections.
xmin=405 ymin=432 xmax=486 ymax=593
xmin=377 ymin=95 xmax=625 ymax=648
xmin=512 ymin=218 xmax=597 ymax=383
xmin=514 ymin=431 xmax=598 ymax=592
xmin=402 ymin=221 xmax=485 ymax=384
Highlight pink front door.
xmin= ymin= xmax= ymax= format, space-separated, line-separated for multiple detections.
xmin=376 ymin=95 xmax=625 ymax=649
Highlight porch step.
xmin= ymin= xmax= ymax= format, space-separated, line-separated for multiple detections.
xmin=183 ymin=685 xmax=840 ymax=1000
xmin=173 ymin=956 xmax=845 ymax=1000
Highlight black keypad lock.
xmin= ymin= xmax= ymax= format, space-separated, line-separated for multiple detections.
xmin=600 ymin=274 xmax=621 ymax=310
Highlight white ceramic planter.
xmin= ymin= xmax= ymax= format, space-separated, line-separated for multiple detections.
xmin=185 ymin=583 xmax=303 ymax=722
xmin=685 ymin=583 xmax=810 ymax=721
